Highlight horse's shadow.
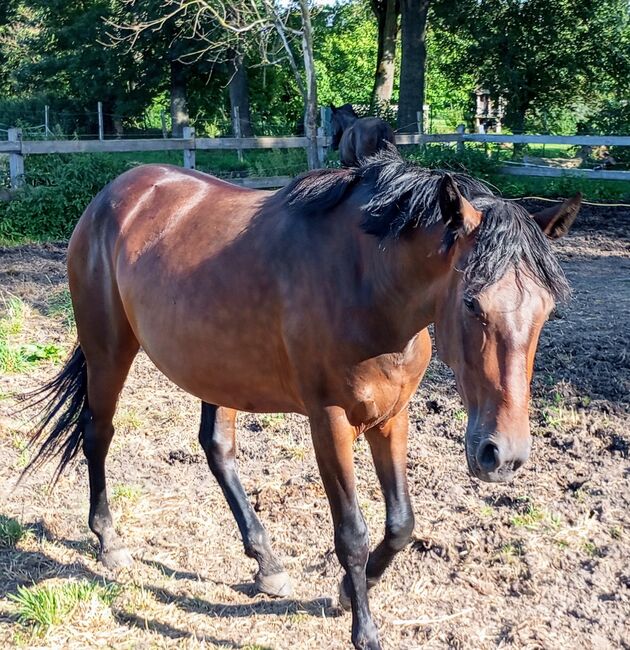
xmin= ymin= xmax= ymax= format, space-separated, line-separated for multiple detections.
xmin=1 ymin=517 xmax=339 ymax=644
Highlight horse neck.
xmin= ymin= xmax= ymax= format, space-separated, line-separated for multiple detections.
xmin=357 ymin=223 xmax=450 ymax=337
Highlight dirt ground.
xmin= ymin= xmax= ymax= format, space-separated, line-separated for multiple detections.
xmin=0 ymin=200 xmax=628 ymax=649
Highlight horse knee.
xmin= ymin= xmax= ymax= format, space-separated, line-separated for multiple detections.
xmin=385 ymin=509 xmax=415 ymax=552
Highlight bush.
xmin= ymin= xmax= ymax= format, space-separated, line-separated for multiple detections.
xmin=404 ymin=143 xmax=502 ymax=181
xmin=0 ymin=154 xmax=132 ymax=241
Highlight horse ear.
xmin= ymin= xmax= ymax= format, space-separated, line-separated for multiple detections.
xmin=531 ymin=193 xmax=582 ymax=239
xmin=439 ymin=174 xmax=482 ymax=235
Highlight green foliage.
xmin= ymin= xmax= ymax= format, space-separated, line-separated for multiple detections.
xmin=0 ymin=153 xmax=132 ymax=241
xmin=405 ymin=144 xmax=502 ymax=180
xmin=9 ymin=579 xmax=120 ymax=630
xmin=0 ymin=515 xmax=28 ymax=547
xmin=0 ymin=295 xmax=63 ymax=371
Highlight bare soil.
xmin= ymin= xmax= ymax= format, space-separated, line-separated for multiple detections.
xmin=0 ymin=201 xmax=629 ymax=649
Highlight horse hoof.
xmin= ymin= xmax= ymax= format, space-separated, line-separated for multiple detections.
xmin=255 ymin=571 xmax=293 ymax=598
xmin=338 ymin=577 xmax=351 ymax=611
xmin=100 ymin=547 xmax=133 ymax=569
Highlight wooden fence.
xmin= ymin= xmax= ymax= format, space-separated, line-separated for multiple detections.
xmin=3 ymin=127 xmax=630 ymax=189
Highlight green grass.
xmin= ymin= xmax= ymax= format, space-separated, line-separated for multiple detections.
xmin=47 ymin=289 xmax=74 ymax=329
xmin=259 ymin=413 xmax=286 ymax=429
xmin=111 ymin=484 xmax=142 ymax=504
xmin=0 ymin=295 xmax=64 ymax=372
xmin=510 ymin=504 xmax=562 ymax=531
xmin=9 ymin=579 xmax=120 ymax=630
xmin=0 ymin=515 xmax=29 ymax=547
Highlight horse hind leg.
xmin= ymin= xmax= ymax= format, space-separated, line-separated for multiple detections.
xmin=198 ymin=402 xmax=291 ymax=597
xmin=72 ymin=276 xmax=140 ymax=568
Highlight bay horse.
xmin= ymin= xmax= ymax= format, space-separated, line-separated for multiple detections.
xmin=24 ymin=148 xmax=580 ymax=650
xmin=330 ymin=103 xmax=396 ymax=167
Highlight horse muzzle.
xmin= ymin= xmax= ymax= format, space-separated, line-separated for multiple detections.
xmin=465 ymin=431 xmax=531 ymax=483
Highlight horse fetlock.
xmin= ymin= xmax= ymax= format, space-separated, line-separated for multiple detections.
xmin=352 ymin=621 xmax=381 ymax=650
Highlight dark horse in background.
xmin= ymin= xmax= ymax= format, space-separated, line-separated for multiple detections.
xmin=331 ymin=103 xmax=396 ymax=167
xmin=23 ymin=147 xmax=581 ymax=650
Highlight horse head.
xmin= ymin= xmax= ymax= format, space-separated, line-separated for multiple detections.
xmin=433 ymin=177 xmax=581 ymax=482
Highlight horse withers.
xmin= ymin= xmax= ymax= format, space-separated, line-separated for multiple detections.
xmin=330 ymin=103 xmax=396 ymax=167
xmin=23 ymin=149 xmax=580 ymax=650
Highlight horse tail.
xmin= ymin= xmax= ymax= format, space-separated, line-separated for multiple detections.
xmin=19 ymin=345 xmax=88 ymax=484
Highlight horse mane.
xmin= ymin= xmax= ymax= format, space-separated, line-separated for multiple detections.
xmin=276 ymin=148 xmax=570 ymax=302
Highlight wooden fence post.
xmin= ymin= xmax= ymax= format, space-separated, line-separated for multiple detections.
xmin=44 ymin=105 xmax=50 ymax=138
xmin=456 ymin=124 xmax=466 ymax=154
xmin=317 ymin=106 xmax=329 ymax=167
xmin=8 ymin=128 xmax=24 ymax=189
xmin=182 ymin=126 xmax=195 ymax=169
xmin=98 ymin=101 xmax=104 ymax=140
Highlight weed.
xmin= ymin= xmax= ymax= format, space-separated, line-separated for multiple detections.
xmin=0 ymin=295 xmax=63 ymax=372
xmin=9 ymin=579 xmax=120 ymax=630
xmin=609 ymin=526 xmax=622 ymax=540
xmin=499 ymin=542 xmax=522 ymax=561
xmin=582 ymin=541 xmax=599 ymax=557
xmin=0 ymin=515 xmax=28 ymax=547
xmin=112 ymin=484 xmax=142 ymax=504
xmin=453 ymin=409 xmax=467 ymax=422
xmin=510 ymin=505 xmax=546 ymax=529
xmin=259 ymin=413 xmax=285 ymax=429
xmin=479 ymin=505 xmax=494 ymax=518
xmin=47 ymin=289 xmax=74 ymax=329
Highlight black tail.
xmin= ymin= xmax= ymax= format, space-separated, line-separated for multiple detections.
xmin=19 ymin=345 xmax=88 ymax=484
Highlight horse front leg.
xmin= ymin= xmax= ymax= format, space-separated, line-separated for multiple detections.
xmin=339 ymin=407 xmax=414 ymax=609
xmin=198 ymin=402 xmax=291 ymax=597
xmin=310 ymin=406 xmax=381 ymax=650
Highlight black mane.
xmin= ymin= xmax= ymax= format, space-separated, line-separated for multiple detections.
xmin=277 ymin=148 xmax=570 ymax=302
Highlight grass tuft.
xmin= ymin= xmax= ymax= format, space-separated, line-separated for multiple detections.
xmin=9 ymin=579 xmax=120 ymax=631
xmin=0 ymin=515 xmax=28 ymax=547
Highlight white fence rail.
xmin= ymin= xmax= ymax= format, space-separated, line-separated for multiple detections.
xmin=3 ymin=128 xmax=630 ymax=189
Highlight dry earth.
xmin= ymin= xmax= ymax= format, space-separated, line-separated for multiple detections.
xmin=0 ymin=201 xmax=628 ymax=649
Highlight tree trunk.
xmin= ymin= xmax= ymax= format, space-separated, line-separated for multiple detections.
xmin=371 ymin=0 xmax=399 ymax=111
xmin=170 ymin=59 xmax=189 ymax=138
xmin=397 ymin=0 xmax=430 ymax=133
xmin=299 ymin=0 xmax=319 ymax=169
xmin=228 ymin=51 xmax=254 ymax=137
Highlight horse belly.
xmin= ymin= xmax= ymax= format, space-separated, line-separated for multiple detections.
xmin=119 ymin=274 xmax=303 ymax=414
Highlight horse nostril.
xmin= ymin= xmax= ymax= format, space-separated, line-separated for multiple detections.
xmin=478 ymin=441 xmax=500 ymax=472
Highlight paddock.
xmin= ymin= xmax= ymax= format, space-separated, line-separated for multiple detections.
xmin=0 ymin=198 xmax=627 ymax=649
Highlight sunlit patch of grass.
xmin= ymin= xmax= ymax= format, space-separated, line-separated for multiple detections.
xmin=510 ymin=505 xmax=561 ymax=531
xmin=9 ymin=579 xmax=120 ymax=631
xmin=47 ymin=288 xmax=74 ymax=329
xmin=0 ymin=515 xmax=30 ymax=548
xmin=453 ymin=409 xmax=467 ymax=422
xmin=259 ymin=413 xmax=285 ymax=429
xmin=111 ymin=484 xmax=142 ymax=505
xmin=113 ymin=407 xmax=143 ymax=432
xmin=609 ymin=526 xmax=622 ymax=540
xmin=0 ymin=295 xmax=63 ymax=372
xmin=498 ymin=542 xmax=522 ymax=563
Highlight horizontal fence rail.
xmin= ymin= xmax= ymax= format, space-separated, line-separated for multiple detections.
xmin=2 ymin=127 xmax=629 ymax=189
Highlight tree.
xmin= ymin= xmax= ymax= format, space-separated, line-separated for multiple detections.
xmin=370 ymin=0 xmax=399 ymax=110
xmin=397 ymin=0 xmax=430 ymax=132
xmin=433 ymin=0 xmax=630 ymax=135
